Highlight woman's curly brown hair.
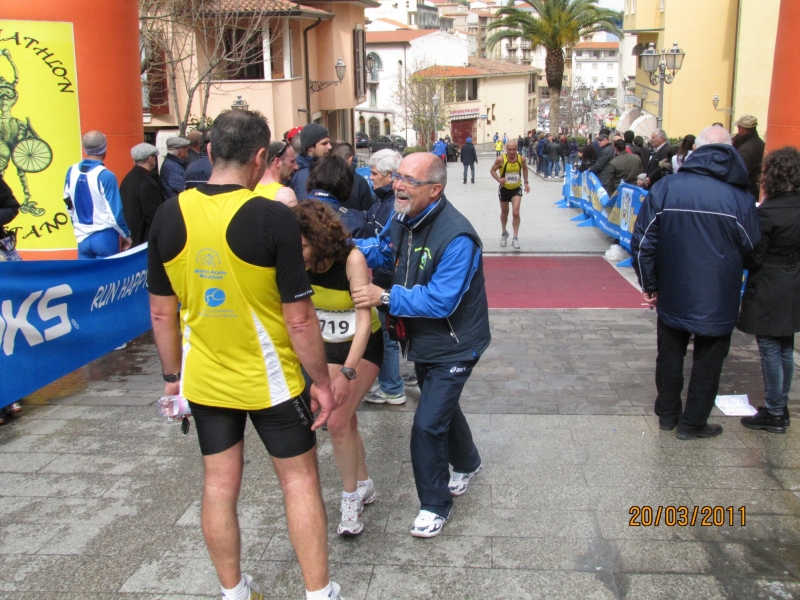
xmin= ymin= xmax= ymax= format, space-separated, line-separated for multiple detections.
xmin=292 ymin=200 xmax=353 ymax=272
xmin=762 ymin=146 xmax=800 ymax=200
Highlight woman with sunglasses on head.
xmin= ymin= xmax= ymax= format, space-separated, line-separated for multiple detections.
xmin=293 ymin=200 xmax=383 ymax=536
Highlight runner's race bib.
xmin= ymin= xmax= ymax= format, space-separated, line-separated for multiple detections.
xmin=505 ymin=172 xmax=520 ymax=185
xmin=317 ymin=309 xmax=357 ymax=343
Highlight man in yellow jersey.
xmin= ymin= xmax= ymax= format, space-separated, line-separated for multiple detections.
xmin=254 ymin=140 xmax=299 ymax=207
xmin=494 ymin=138 xmax=503 ymax=157
xmin=148 ymin=111 xmax=348 ymax=600
xmin=490 ymin=139 xmax=529 ymax=250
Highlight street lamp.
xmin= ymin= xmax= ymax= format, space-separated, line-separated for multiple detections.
xmin=432 ymin=93 xmax=440 ymax=141
xmin=640 ymin=41 xmax=685 ymax=128
xmin=310 ymin=58 xmax=347 ymax=92
xmin=231 ymin=95 xmax=248 ymax=111
xmin=712 ymin=94 xmax=734 ymax=115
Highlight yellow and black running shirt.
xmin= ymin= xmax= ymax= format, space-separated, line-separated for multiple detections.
xmin=307 ymin=254 xmax=381 ymax=344
xmin=147 ymin=184 xmax=312 ymax=411
xmin=254 ymin=181 xmax=283 ymax=200
xmin=500 ymin=154 xmax=523 ymax=190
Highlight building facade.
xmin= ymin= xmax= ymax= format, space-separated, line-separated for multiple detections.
xmin=622 ymin=0 xmax=780 ymax=138
xmin=142 ymin=0 xmax=376 ymax=145
xmin=415 ymin=57 xmax=539 ymax=145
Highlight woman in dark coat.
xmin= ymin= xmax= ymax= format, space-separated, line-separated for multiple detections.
xmin=737 ymin=147 xmax=800 ymax=434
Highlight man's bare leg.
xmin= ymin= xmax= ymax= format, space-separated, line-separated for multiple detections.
xmin=511 ymin=195 xmax=522 ymax=239
xmin=499 ymin=201 xmax=509 ymax=235
xmin=201 ymin=441 xmax=245 ymax=589
xmin=273 ymin=447 xmax=330 ymax=592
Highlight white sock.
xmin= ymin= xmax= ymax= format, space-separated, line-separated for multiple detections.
xmin=221 ymin=574 xmax=250 ymax=600
xmin=342 ymin=490 xmax=358 ymax=501
xmin=358 ymin=478 xmax=373 ymax=489
xmin=307 ymin=581 xmax=337 ymax=599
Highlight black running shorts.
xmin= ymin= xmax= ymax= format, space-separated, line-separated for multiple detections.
xmin=188 ymin=392 xmax=316 ymax=458
xmin=498 ymin=186 xmax=522 ymax=202
xmin=324 ymin=329 xmax=384 ymax=368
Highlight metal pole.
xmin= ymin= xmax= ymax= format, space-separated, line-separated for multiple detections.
xmin=657 ymin=65 xmax=665 ymax=129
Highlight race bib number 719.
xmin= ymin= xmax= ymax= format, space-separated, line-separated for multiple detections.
xmin=317 ymin=309 xmax=357 ymax=343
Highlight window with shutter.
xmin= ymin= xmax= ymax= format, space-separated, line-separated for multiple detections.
xmin=353 ymin=28 xmax=366 ymax=99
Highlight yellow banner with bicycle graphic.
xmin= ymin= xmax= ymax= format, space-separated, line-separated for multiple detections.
xmin=0 ymin=20 xmax=81 ymax=253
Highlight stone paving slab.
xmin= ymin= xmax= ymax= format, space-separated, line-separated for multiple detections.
xmin=2 ymin=307 xmax=800 ymax=598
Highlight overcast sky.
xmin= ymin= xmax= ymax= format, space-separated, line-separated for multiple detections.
xmin=597 ymin=0 xmax=624 ymax=10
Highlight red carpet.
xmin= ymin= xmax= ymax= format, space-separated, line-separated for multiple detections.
xmin=483 ymin=256 xmax=646 ymax=309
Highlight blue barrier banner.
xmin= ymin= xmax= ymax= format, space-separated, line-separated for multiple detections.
xmin=0 ymin=246 xmax=150 ymax=407
xmin=561 ymin=164 xmax=647 ymax=251
xmin=616 ymin=183 xmax=647 ymax=252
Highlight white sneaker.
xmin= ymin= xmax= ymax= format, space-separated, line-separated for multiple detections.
xmin=402 ymin=371 xmax=419 ymax=389
xmin=357 ymin=480 xmax=378 ymax=505
xmin=337 ymin=496 xmax=364 ymax=536
xmin=449 ymin=464 xmax=482 ymax=496
xmin=330 ymin=581 xmax=347 ymax=600
xmin=364 ymin=389 xmax=407 ymax=405
xmin=410 ymin=509 xmax=448 ymax=538
xmin=222 ymin=573 xmax=261 ymax=600
xmin=512 ymin=237 xmax=520 ymax=250
xmin=500 ymin=231 xmax=509 ymax=247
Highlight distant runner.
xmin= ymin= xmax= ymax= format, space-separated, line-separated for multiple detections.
xmin=490 ymin=139 xmax=529 ymax=250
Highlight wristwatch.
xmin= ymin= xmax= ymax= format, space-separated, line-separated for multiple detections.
xmin=162 ymin=372 xmax=181 ymax=383
xmin=340 ymin=367 xmax=357 ymax=380
xmin=380 ymin=290 xmax=391 ymax=306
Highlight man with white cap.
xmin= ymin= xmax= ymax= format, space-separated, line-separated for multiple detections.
xmin=120 ymin=142 xmax=163 ymax=246
xmin=159 ymin=136 xmax=190 ymax=202
xmin=732 ymin=114 xmax=766 ymax=199
xmin=63 ymin=130 xmax=131 ymax=259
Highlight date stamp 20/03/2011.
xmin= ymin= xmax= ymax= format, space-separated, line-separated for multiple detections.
xmin=629 ymin=506 xmax=746 ymax=527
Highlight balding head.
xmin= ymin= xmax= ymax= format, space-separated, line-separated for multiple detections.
xmin=187 ymin=130 xmax=204 ymax=149
xmin=696 ymin=126 xmax=733 ymax=148
xmin=82 ymin=130 xmax=107 ymax=158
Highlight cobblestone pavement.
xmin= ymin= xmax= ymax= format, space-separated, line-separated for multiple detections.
xmin=2 ymin=162 xmax=799 ymax=598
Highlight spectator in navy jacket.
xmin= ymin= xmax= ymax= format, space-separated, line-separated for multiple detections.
xmin=159 ymin=136 xmax=189 ymax=201
xmin=632 ymin=126 xmax=761 ymax=441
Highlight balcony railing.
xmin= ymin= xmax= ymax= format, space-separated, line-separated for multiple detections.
xmin=521 ymin=40 xmax=531 ymax=50
xmin=506 ymin=42 xmax=518 ymax=50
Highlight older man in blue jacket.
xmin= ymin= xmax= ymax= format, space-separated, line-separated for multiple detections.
xmin=353 ymin=152 xmax=490 ymax=538
xmin=632 ymin=126 xmax=760 ymax=440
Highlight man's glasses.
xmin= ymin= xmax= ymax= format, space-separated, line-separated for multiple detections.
xmin=390 ymin=172 xmax=437 ymax=187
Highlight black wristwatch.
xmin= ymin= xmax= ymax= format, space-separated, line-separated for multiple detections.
xmin=162 ymin=372 xmax=181 ymax=383
xmin=340 ymin=367 xmax=357 ymax=380
xmin=380 ymin=290 xmax=390 ymax=306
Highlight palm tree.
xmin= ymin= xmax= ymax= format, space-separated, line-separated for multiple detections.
xmin=487 ymin=0 xmax=620 ymax=135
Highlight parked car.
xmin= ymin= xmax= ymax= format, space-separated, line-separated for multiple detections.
xmin=355 ymin=132 xmax=370 ymax=148
xmin=389 ymin=135 xmax=407 ymax=152
xmin=369 ymin=135 xmax=405 ymax=153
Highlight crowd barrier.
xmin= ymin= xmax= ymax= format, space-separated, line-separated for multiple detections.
xmin=0 ymin=245 xmax=150 ymax=408
xmin=557 ymin=164 xmax=649 ymax=267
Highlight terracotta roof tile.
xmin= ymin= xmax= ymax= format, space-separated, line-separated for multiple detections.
xmin=366 ymin=30 xmax=436 ymax=43
xmin=574 ymin=41 xmax=619 ymax=49
xmin=415 ymin=56 xmax=539 ymax=77
xmin=213 ymin=0 xmax=334 ymax=16
xmin=375 ymin=18 xmax=411 ymax=29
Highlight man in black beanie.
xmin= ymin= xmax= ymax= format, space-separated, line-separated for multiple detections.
xmin=289 ymin=122 xmax=332 ymax=201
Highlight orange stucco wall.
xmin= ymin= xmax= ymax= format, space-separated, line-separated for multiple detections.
xmin=765 ymin=0 xmax=800 ymax=152
xmin=6 ymin=0 xmax=142 ymax=259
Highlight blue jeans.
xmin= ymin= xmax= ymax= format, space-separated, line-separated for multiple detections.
xmin=377 ymin=310 xmax=404 ymax=395
xmin=411 ymin=359 xmax=481 ymax=518
xmin=462 ymin=163 xmax=475 ymax=182
xmin=78 ymin=229 xmax=120 ymax=260
xmin=756 ymin=335 xmax=794 ymax=415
